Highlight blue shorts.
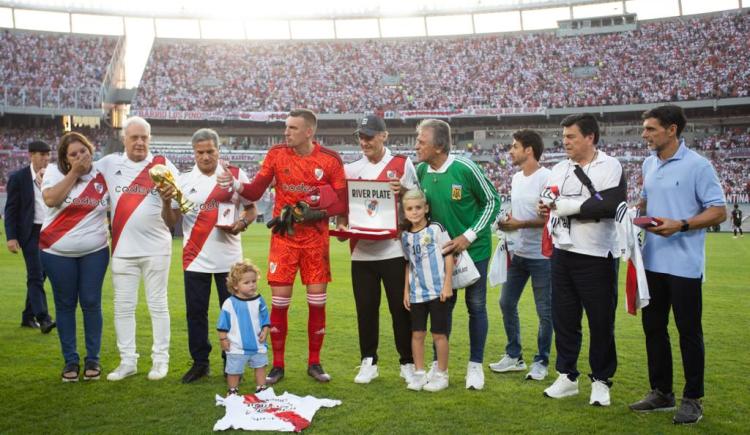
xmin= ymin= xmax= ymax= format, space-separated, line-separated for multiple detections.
xmin=225 ymin=352 xmax=268 ymax=375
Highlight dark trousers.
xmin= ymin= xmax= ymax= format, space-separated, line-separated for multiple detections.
xmin=21 ymin=224 xmax=50 ymax=323
xmin=184 ymin=270 xmax=230 ymax=365
xmin=352 ymin=257 xmax=413 ymax=365
xmin=643 ymin=271 xmax=704 ymax=399
xmin=551 ymin=248 xmax=618 ymax=383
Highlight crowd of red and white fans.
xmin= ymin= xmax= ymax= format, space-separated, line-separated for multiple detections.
xmin=133 ymin=11 xmax=750 ymax=114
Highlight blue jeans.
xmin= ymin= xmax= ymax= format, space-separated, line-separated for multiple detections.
xmin=41 ymin=248 xmax=109 ymax=365
xmin=445 ymin=258 xmax=489 ymax=363
xmin=499 ymin=255 xmax=552 ymax=365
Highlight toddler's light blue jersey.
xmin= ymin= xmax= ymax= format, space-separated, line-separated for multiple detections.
xmin=217 ymin=295 xmax=270 ymax=355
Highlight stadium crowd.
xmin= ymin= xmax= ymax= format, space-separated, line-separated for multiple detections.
xmin=134 ymin=12 xmax=749 ymax=114
xmin=0 ymin=30 xmax=116 ymax=108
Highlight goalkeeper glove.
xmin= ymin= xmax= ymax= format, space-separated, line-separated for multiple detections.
xmin=292 ymin=201 xmax=326 ymax=223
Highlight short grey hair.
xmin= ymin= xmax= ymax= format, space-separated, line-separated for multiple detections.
xmin=417 ymin=119 xmax=451 ymax=153
xmin=191 ymin=128 xmax=220 ymax=148
xmin=121 ymin=116 xmax=151 ymax=138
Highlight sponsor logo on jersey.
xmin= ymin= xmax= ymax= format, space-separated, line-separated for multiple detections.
xmin=451 ymin=184 xmax=462 ymax=200
xmin=280 ymin=183 xmax=314 ymax=193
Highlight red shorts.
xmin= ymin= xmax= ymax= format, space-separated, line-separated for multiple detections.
xmin=267 ymin=236 xmax=331 ymax=285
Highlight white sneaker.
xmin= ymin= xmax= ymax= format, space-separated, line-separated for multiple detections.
xmin=399 ymin=363 xmax=415 ymax=384
xmin=489 ymin=355 xmax=527 ymax=373
xmin=107 ymin=364 xmax=137 ymax=381
xmin=147 ymin=362 xmax=168 ymax=381
xmin=525 ymin=361 xmax=549 ymax=381
xmin=424 ymin=370 xmax=449 ymax=392
xmin=465 ymin=361 xmax=485 ymax=390
xmin=543 ymin=373 xmax=579 ymax=399
xmin=407 ymin=371 xmax=428 ymax=391
xmin=354 ymin=357 xmax=379 ymax=384
xmin=426 ymin=360 xmax=438 ymax=382
xmin=590 ymin=380 xmax=611 ymax=406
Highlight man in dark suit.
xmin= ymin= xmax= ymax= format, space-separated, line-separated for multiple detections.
xmin=4 ymin=141 xmax=56 ymax=333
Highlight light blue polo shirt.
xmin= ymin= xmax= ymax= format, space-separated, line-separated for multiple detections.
xmin=641 ymin=143 xmax=725 ymax=279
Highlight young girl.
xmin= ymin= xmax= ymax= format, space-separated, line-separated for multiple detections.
xmin=400 ymin=189 xmax=454 ymax=392
xmin=217 ymin=260 xmax=271 ymax=395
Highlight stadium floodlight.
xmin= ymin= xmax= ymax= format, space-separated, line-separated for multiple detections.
xmin=380 ymin=16 xmax=426 ymax=37
xmin=426 ymin=14 xmax=473 ymax=36
xmin=155 ymin=18 xmax=201 ymax=39
xmin=681 ymin=0 xmax=739 ymax=15
xmin=572 ymin=1 xmax=623 ymax=19
xmin=0 ymin=7 xmax=12 ymax=28
xmin=289 ymin=19 xmax=336 ymax=40
xmin=244 ymin=19 xmax=291 ymax=40
xmin=335 ymin=18 xmax=380 ymax=39
xmin=473 ymin=11 xmax=522 ymax=33
xmin=521 ymin=6 xmax=569 ymax=30
xmin=72 ymin=13 xmax=124 ymax=36
xmin=13 ymin=8 xmax=69 ymax=32
xmin=200 ymin=19 xmax=245 ymax=40
xmin=624 ymin=0 xmax=679 ymax=20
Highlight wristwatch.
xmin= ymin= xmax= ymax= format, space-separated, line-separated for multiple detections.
xmin=680 ymin=219 xmax=689 ymax=232
xmin=240 ymin=217 xmax=249 ymax=228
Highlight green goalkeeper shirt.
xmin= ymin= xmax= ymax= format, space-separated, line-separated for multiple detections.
xmin=416 ymin=155 xmax=501 ymax=262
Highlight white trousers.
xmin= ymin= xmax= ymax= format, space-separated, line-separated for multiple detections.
xmin=111 ymin=255 xmax=171 ymax=365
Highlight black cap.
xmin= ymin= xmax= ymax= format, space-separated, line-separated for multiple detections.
xmin=28 ymin=141 xmax=51 ymax=153
xmin=355 ymin=115 xmax=387 ymax=136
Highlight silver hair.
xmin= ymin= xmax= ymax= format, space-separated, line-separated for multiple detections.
xmin=121 ymin=116 xmax=151 ymax=138
xmin=191 ymin=128 xmax=220 ymax=148
xmin=416 ymin=119 xmax=451 ymax=153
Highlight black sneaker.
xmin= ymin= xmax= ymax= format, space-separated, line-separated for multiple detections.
xmin=227 ymin=387 xmax=239 ymax=396
xmin=39 ymin=318 xmax=56 ymax=334
xmin=673 ymin=397 xmax=703 ymax=424
xmin=255 ymin=385 xmax=268 ymax=393
xmin=266 ymin=366 xmax=285 ymax=385
xmin=21 ymin=319 xmax=39 ymax=328
xmin=181 ymin=363 xmax=209 ymax=384
xmin=307 ymin=364 xmax=331 ymax=383
xmin=629 ymin=389 xmax=676 ymax=412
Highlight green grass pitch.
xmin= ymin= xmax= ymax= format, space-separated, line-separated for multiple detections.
xmin=0 ymin=225 xmax=748 ymax=434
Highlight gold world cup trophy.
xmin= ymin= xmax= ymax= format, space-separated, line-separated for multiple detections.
xmin=149 ymin=164 xmax=193 ymax=213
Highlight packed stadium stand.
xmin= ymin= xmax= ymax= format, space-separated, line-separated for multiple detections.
xmin=133 ymin=11 xmax=750 ymax=114
xmin=1 ymin=8 xmax=748 ymax=222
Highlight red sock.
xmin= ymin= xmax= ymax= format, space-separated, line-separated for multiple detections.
xmin=270 ymin=297 xmax=291 ymax=368
xmin=307 ymin=293 xmax=327 ymax=365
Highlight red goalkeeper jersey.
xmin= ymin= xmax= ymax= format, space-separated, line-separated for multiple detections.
xmin=260 ymin=142 xmax=345 ymax=246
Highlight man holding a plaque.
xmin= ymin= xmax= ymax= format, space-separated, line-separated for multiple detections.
xmin=412 ymin=119 xmax=500 ymax=391
xmin=218 ymin=109 xmax=347 ymax=384
xmin=97 ymin=116 xmax=180 ymax=382
xmin=335 ymin=114 xmax=418 ymax=384
xmin=159 ymin=128 xmax=256 ymax=384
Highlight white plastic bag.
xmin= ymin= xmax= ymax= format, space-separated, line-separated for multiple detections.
xmin=489 ymin=232 xmax=509 ymax=287
xmin=452 ymin=251 xmax=480 ymax=289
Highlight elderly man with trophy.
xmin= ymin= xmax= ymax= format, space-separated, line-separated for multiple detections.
xmin=96 ymin=116 xmax=181 ymax=382
xmin=159 ymin=128 xmax=256 ymax=384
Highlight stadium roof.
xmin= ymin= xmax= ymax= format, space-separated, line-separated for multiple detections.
xmin=0 ymin=0 xmax=745 ymax=38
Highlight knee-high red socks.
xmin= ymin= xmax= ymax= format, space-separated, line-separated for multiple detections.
xmin=307 ymin=293 xmax=327 ymax=365
xmin=270 ymin=296 xmax=291 ymax=368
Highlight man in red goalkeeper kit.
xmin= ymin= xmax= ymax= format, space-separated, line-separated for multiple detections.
xmin=217 ymin=109 xmax=347 ymax=384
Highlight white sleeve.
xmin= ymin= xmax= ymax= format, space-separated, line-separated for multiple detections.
xmin=41 ymin=165 xmax=63 ymax=191
xmin=595 ymin=158 xmax=623 ymax=191
xmin=401 ymin=158 xmax=419 ymax=190
xmin=235 ymin=169 xmax=252 ymax=206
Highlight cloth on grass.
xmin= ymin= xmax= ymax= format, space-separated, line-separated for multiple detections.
xmin=214 ymin=387 xmax=341 ymax=432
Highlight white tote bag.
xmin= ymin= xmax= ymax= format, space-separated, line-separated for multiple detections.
xmin=452 ymin=251 xmax=480 ymax=289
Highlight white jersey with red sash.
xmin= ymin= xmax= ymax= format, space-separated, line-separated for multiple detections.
xmin=177 ymin=164 xmax=251 ymax=273
xmin=96 ymin=152 xmax=177 ymax=258
xmin=39 ymin=165 xmax=109 ymax=257
xmin=344 ymin=148 xmax=418 ymax=261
